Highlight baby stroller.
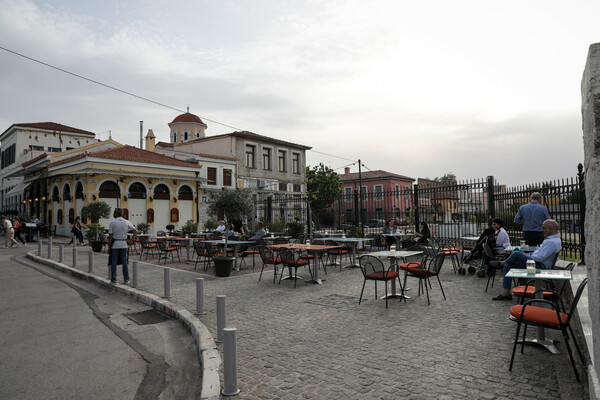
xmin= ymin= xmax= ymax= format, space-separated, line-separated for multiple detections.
xmin=458 ymin=228 xmax=495 ymax=277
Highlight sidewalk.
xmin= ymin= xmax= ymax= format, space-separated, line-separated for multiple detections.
xmin=30 ymin=237 xmax=588 ymax=399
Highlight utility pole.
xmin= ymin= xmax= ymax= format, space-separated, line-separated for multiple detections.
xmin=358 ymin=159 xmax=363 ymax=227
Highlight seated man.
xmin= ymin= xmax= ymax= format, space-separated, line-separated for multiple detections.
xmin=215 ymin=220 xmax=226 ymax=233
xmin=491 ymin=219 xmax=561 ymax=301
xmin=248 ymin=221 xmax=266 ymax=241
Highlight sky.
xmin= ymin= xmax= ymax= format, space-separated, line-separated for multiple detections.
xmin=0 ymin=0 xmax=598 ymax=187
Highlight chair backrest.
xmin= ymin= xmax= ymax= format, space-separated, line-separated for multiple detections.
xmin=566 ymin=279 xmax=588 ymax=325
xmin=156 ymin=238 xmax=168 ymax=251
xmin=359 ymin=255 xmax=386 ymax=278
xmin=255 ymin=238 xmax=266 ymax=247
xmin=406 ymin=244 xmax=429 ymax=263
xmin=482 ymin=243 xmax=495 ymax=259
xmin=296 ymin=235 xmax=306 ymax=244
xmin=550 ymin=252 xmax=560 ymax=269
xmin=324 ymin=239 xmax=338 ymax=246
xmin=313 ymin=232 xmax=323 ymax=238
xmin=278 ymin=247 xmax=296 ymax=265
xmin=193 ymin=240 xmax=204 ymax=255
xmin=347 ymin=231 xmax=359 ymax=238
xmin=156 ymin=230 xmax=166 ymax=237
xmin=427 ymin=252 xmax=446 ymax=274
xmin=257 ymin=245 xmax=273 ymax=261
xmin=139 ymin=236 xmax=149 ymax=246
xmin=274 ymin=237 xmax=288 ymax=244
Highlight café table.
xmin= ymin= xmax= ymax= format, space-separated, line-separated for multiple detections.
xmin=312 ymin=237 xmax=373 ymax=267
xmin=269 ymin=243 xmax=341 ymax=284
xmin=364 ymin=250 xmax=423 ymax=299
xmin=505 ymin=245 xmax=539 ymax=253
xmin=201 ymin=239 xmax=256 ymax=271
xmin=505 ymin=268 xmax=572 ymax=354
xmin=382 ymin=233 xmax=414 ymax=248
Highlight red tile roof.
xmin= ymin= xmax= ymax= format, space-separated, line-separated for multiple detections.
xmin=2 ymin=122 xmax=95 ymax=138
xmin=171 ymin=112 xmax=205 ymax=124
xmin=48 ymin=145 xmax=201 ymax=169
xmin=339 ymin=170 xmax=414 ymax=182
xmin=21 ymin=153 xmax=48 ymax=167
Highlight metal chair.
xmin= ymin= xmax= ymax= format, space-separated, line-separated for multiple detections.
xmin=484 ymin=243 xmax=508 ymax=292
xmin=401 ymin=252 xmax=446 ymax=305
xmin=257 ymin=245 xmax=283 ymax=283
xmin=324 ymin=239 xmax=350 ymax=271
xmin=509 ymin=279 xmax=588 ymax=382
xmin=358 ymin=255 xmax=401 ymax=309
xmin=156 ymin=238 xmax=181 ymax=264
xmin=278 ymin=247 xmax=311 ymax=288
xmin=193 ymin=241 xmax=209 ymax=270
xmin=138 ymin=236 xmax=158 ymax=260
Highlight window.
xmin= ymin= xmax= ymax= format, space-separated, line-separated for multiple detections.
xmin=29 ymin=145 xmax=43 ymax=151
xmin=345 ymin=187 xmax=353 ymax=203
xmin=246 ymin=144 xmax=256 ymax=168
xmin=196 ymin=130 xmax=201 ymax=138
xmin=395 ymin=185 xmax=400 ymax=200
xmin=293 ymin=184 xmax=301 ymax=192
xmin=360 ymin=186 xmax=367 ymax=201
xmin=223 ymin=169 xmax=232 ymax=186
xmin=278 ymin=150 xmax=287 ymax=172
xmin=178 ymin=185 xmax=193 ymax=200
xmin=279 ymin=182 xmax=287 ymax=192
xmin=405 ymin=186 xmax=411 ymax=204
xmin=292 ymin=152 xmax=300 ymax=174
xmin=172 ymin=131 xmax=177 ymax=142
xmin=184 ymin=131 xmax=189 ymax=141
xmin=263 ymin=148 xmax=272 ymax=170
xmin=375 ymin=185 xmax=383 ymax=201
xmin=207 ymin=167 xmax=217 ymax=185
xmin=48 ymin=147 xmax=62 ymax=153
xmin=1 ymin=143 xmax=16 ymax=168
xmin=153 ymin=184 xmax=170 ymax=199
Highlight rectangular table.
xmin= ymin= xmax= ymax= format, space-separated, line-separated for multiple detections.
xmin=505 ymin=268 xmax=572 ymax=354
xmin=269 ymin=243 xmax=341 ymax=284
xmin=364 ymin=250 xmax=423 ymax=299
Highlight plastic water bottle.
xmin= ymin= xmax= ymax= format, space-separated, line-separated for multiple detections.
xmin=390 ymin=244 xmax=396 ymax=255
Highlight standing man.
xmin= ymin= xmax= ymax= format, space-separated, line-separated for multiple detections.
xmin=2 ymin=215 xmax=19 ymax=248
xmin=107 ymin=208 xmax=137 ymax=284
xmin=514 ymin=192 xmax=550 ymax=246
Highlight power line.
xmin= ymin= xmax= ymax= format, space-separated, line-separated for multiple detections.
xmin=0 ymin=45 xmax=244 ymax=131
xmin=2 ymin=45 xmax=362 ymax=164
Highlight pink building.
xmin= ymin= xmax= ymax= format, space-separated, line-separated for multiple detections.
xmin=338 ymin=167 xmax=414 ymax=225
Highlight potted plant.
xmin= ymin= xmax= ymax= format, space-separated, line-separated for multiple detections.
xmin=136 ymin=222 xmax=150 ymax=235
xmin=204 ymin=218 xmax=218 ymax=232
xmin=81 ymin=201 xmax=111 ymax=252
xmin=181 ymin=219 xmax=198 ymax=237
xmin=85 ymin=223 xmax=106 ymax=252
xmin=207 ymin=188 xmax=254 ymax=277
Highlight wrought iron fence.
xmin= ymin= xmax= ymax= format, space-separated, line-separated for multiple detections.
xmin=253 ymin=166 xmax=585 ymax=261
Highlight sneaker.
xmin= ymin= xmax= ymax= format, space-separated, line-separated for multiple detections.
xmin=124 ymin=279 xmax=130 ymax=284
xmin=110 ymin=280 xmax=117 ymax=284
xmin=79 ymin=243 xmax=87 ymax=246
xmin=492 ymin=294 xmax=512 ymax=301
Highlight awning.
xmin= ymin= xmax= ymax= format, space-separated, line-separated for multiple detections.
xmin=6 ymin=181 xmax=31 ymax=196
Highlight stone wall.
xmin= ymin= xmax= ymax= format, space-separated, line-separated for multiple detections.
xmin=582 ymin=42 xmax=600 ymax=395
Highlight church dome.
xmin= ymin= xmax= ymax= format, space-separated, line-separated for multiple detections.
xmin=171 ymin=112 xmax=204 ymax=124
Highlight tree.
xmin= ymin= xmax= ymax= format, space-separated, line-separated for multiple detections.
xmin=207 ymin=188 xmax=254 ymax=223
xmin=81 ymin=201 xmax=111 ymax=223
xmin=434 ymin=172 xmax=457 ymax=184
xmin=305 ymin=163 xmax=342 ymax=213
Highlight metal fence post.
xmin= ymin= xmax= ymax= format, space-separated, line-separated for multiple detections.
xmin=132 ymin=261 xmax=138 ymax=288
xmin=196 ymin=278 xmax=205 ymax=315
xmin=216 ymin=295 xmax=226 ymax=343
xmin=163 ymin=268 xmax=171 ymax=298
xmin=72 ymin=247 xmax=77 ymax=268
xmin=58 ymin=244 xmax=64 ymax=263
xmin=47 ymin=237 xmax=52 ymax=259
xmin=88 ymin=252 xmax=94 ymax=273
xmin=222 ymin=327 xmax=240 ymax=396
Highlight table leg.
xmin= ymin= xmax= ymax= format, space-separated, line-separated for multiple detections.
xmin=381 ymin=258 xmax=408 ymax=299
xmin=308 ymin=250 xmax=323 ymax=284
xmin=344 ymin=244 xmax=360 ymax=269
xmin=517 ymin=277 xmax=560 ymax=354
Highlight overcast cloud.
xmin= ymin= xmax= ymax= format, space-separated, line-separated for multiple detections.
xmin=0 ymin=0 xmax=597 ymax=186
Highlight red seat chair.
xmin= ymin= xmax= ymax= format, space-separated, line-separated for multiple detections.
xmin=157 ymin=238 xmax=181 ymax=264
xmin=257 ymin=245 xmax=283 ymax=283
xmin=509 ymin=279 xmax=588 ymax=382
xmin=402 ymin=252 xmax=446 ymax=305
xmin=324 ymin=240 xmax=350 ymax=271
xmin=279 ymin=247 xmax=311 ymax=288
xmin=358 ymin=255 xmax=401 ymax=309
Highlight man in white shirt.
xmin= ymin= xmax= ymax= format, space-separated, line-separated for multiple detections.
xmin=1 ymin=215 xmax=19 ymax=248
xmin=108 ymin=208 xmax=137 ymax=284
xmin=216 ymin=220 xmax=226 ymax=233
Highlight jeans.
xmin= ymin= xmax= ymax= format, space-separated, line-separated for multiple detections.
xmin=110 ymin=248 xmax=130 ymax=282
xmin=502 ymin=251 xmax=545 ymax=289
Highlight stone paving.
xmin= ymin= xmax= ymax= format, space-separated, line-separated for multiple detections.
xmin=34 ymin=238 xmax=588 ymax=399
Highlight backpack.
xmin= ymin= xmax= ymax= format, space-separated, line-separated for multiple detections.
xmin=13 ymin=220 xmax=20 ymax=230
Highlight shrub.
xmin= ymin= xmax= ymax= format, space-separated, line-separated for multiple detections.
xmin=204 ymin=218 xmax=219 ymax=231
xmin=181 ymin=219 xmax=198 ymax=235
xmin=286 ymin=221 xmax=305 ymax=238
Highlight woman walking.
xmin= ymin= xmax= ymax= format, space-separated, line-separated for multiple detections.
xmin=13 ymin=216 xmax=26 ymax=246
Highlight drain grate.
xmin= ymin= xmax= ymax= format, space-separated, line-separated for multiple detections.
xmin=125 ymin=309 xmax=170 ymax=325
xmin=304 ymin=294 xmax=357 ymax=309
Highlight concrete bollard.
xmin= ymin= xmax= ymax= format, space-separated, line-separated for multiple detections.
xmin=38 ymin=240 xmax=42 ymax=256
xmin=59 ymin=244 xmax=64 ymax=263
xmin=88 ymin=252 xmax=94 ymax=273
xmin=222 ymin=327 xmax=240 ymax=396
xmin=216 ymin=295 xmax=226 ymax=343
xmin=163 ymin=268 xmax=171 ymax=298
xmin=72 ymin=247 xmax=77 ymax=268
xmin=196 ymin=278 xmax=206 ymax=315
xmin=186 ymin=242 xmax=192 ymax=261
xmin=132 ymin=261 xmax=139 ymax=288
xmin=37 ymin=231 xmax=40 ymax=242
xmin=47 ymin=237 xmax=53 ymax=259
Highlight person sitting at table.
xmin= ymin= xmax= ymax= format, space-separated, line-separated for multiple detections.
xmin=233 ymin=218 xmax=245 ymax=237
xmin=226 ymin=223 xmax=238 ymax=238
xmin=491 ymin=219 xmax=561 ymax=301
xmin=216 ymin=220 xmax=226 ymax=233
xmin=405 ymin=221 xmax=431 ymax=248
xmin=249 ymin=221 xmax=266 ymax=241
xmin=492 ymin=217 xmax=510 ymax=255
xmin=382 ymin=218 xmax=397 ymax=248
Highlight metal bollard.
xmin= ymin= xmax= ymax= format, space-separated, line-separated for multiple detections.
xmin=37 ymin=231 xmax=40 ymax=242
xmin=222 ymin=327 xmax=240 ymax=396
xmin=186 ymin=242 xmax=192 ymax=261
xmin=132 ymin=261 xmax=138 ymax=288
xmin=163 ymin=267 xmax=171 ymax=298
xmin=59 ymin=244 xmax=64 ymax=263
xmin=47 ymin=237 xmax=53 ymax=259
xmin=88 ymin=252 xmax=94 ymax=273
xmin=72 ymin=247 xmax=77 ymax=268
xmin=216 ymin=295 xmax=226 ymax=343
xmin=38 ymin=240 xmax=42 ymax=256
xmin=196 ymin=278 xmax=206 ymax=315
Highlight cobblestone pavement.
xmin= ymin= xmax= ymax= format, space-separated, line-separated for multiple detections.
xmin=36 ymin=239 xmax=588 ymax=399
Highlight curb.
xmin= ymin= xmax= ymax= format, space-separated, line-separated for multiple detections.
xmin=26 ymin=251 xmax=222 ymax=400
